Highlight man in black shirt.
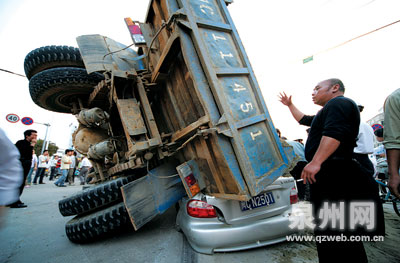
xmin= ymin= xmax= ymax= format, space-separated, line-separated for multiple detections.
xmin=279 ymin=79 xmax=384 ymax=262
xmin=13 ymin=129 xmax=37 ymax=208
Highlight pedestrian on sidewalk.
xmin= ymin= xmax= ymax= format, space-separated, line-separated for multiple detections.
xmin=78 ymin=157 xmax=92 ymax=185
xmin=67 ymin=151 xmax=77 ymax=185
xmin=54 ymin=150 xmax=72 ymax=187
xmin=33 ymin=150 xmax=49 ymax=184
xmin=55 ymin=157 xmax=61 ymax=178
xmin=49 ymin=155 xmax=59 ymax=181
xmin=13 ymin=129 xmax=37 ymax=208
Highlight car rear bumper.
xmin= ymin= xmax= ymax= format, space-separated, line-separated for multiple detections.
xmin=176 ymin=205 xmax=297 ymax=254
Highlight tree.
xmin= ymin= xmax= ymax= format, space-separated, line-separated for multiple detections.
xmin=34 ymin=139 xmax=59 ymax=156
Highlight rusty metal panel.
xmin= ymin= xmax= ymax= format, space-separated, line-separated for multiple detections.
xmin=115 ymin=98 xmax=150 ymax=157
xmin=136 ymin=80 xmax=162 ymax=144
xmin=76 ymin=34 xmax=145 ymax=77
xmin=116 ymin=99 xmax=147 ymax=136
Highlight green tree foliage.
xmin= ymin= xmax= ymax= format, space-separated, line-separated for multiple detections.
xmin=34 ymin=139 xmax=59 ymax=156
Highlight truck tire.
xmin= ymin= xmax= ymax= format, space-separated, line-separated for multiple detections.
xmin=59 ymin=175 xmax=136 ymax=217
xmin=24 ymin=45 xmax=85 ymax=79
xmin=29 ymin=67 xmax=104 ymax=113
xmin=65 ymin=202 xmax=130 ymax=243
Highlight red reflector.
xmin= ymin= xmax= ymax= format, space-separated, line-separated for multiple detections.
xmin=290 ymin=195 xmax=298 ymax=204
xmin=184 ymin=173 xmax=196 ymax=187
xmin=290 ymin=186 xmax=298 ymax=204
xmin=187 ymin=200 xmax=217 ymax=218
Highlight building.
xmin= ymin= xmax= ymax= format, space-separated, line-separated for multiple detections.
xmin=367 ymin=107 xmax=384 ymax=127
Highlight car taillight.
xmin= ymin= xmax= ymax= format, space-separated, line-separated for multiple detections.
xmin=290 ymin=186 xmax=298 ymax=204
xmin=187 ymin=200 xmax=217 ymax=218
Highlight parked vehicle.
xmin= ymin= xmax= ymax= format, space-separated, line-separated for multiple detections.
xmin=176 ymin=177 xmax=298 ymax=254
xmin=23 ymin=0 xmax=298 ymax=252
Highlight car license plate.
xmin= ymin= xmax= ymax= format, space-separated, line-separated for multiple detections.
xmin=240 ymin=192 xmax=275 ymax=211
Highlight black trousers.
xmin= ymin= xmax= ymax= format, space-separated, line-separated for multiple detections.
xmin=316 ymin=239 xmax=367 ymax=263
xmin=310 ymin=159 xmax=385 ymax=262
xmin=33 ymin=168 xmax=46 ymax=184
xmin=352 ymin=153 xmax=374 ymax=177
xmin=289 ymin=161 xmax=308 ymax=200
xmin=49 ymin=167 xmax=57 ymax=180
xmin=17 ymin=159 xmax=31 ymax=202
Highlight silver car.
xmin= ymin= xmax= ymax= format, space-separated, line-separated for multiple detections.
xmin=176 ymin=176 xmax=299 ymax=254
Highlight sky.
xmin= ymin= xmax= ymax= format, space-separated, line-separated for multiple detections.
xmin=1 ymin=0 xmax=399 ymax=149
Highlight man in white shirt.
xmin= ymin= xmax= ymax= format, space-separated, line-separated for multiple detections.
xmin=33 ymin=150 xmax=49 ymax=184
xmin=78 ymin=157 xmax=92 ymax=185
xmin=353 ymin=105 xmax=375 ymax=176
xmin=48 ymin=155 xmax=59 ymax=181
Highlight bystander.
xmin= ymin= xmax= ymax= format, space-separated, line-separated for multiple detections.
xmin=68 ymin=151 xmax=77 ymax=186
xmin=279 ymin=78 xmax=384 ymax=262
xmin=13 ymin=129 xmax=37 ymax=208
xmin=353 ymin=105 xmax=375 ymax=176
xmin=49 ymin=155 xmax=59 ymax=181
xmin=54 ymin=150 xmax=72 ymax=187
xmin=78 ymin=157 xmax=92 ymax=185
xmin=374 ymin=128 xmax=387 ymax=180
xmin=33 ymin=150 xmax=49 ymax=184
xmin=286 ymin=139 xmax=308 ymax=200
xmin=383 ymin=88 xmax=400 ymax=198
xmin=0 ymin=128 xmax=23 ymax=210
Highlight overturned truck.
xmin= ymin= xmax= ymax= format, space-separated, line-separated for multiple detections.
xmin=24 ymin=0 xmax=297 ymax=251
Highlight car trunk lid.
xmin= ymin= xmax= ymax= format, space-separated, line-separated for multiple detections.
xmin=205 ymin=177 xmax=295 ymax=225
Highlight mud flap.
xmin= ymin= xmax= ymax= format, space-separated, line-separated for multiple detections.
xmin=121 ymin=161 xmax=186 ymax=230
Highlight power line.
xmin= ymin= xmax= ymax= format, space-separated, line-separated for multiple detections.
xmin=0 ymin=68 xmax=26 ymax=78
xmin=303 ymin=19 xmax=400 ymax=63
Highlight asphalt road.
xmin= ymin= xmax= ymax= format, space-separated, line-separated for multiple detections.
xmin=0 ymin=177 xmax=186 ymax=263
xmin=1 ymin=177 xmax=399 ymax=263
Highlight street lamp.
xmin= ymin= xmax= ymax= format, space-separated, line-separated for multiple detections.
xmin=36 ymin=122 xmax=51 ymax=155
xmin=68 ymin=122 xmax=78 ymax=149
